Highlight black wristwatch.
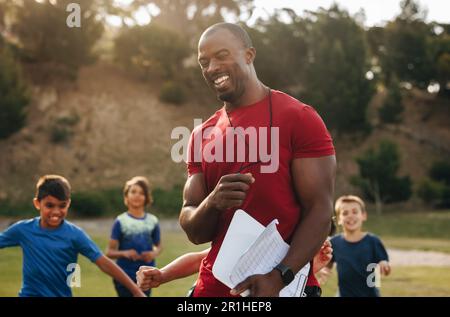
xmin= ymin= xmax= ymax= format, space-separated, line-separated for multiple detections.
xmin=274 ymin=263 xmax=295 ymax=286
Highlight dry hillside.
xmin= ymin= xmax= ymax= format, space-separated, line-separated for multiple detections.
xmin=0 ymin=63 xmax=449 ymax=205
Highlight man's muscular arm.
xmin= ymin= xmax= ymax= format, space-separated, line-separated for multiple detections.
xmin=179 ymin=173 xmax=254 ymax=244
xmin=231 ymin=155 xmax=336 ymax=297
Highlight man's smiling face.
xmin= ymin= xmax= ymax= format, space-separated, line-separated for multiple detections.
xmin=198 ymin=28 xmax=252 ymax=104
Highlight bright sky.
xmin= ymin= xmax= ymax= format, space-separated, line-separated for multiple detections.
xmin=249 ymin=0 xmax=450 ymax=26
xmin=110 ymin=0 xmax=449 ymax=26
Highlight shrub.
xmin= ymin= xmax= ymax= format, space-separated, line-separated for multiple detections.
xmin=429 ymin=161 xmax=450 ymax=185
xmin=418 ymin=161 xmax=450 ymax=208
xmin=0 ymin=46 xmax=29 ymax=139
xmin=159 ymin=81 xmax=187 ymax=105
xmin=49 ymin=113 xmax=79 ymax=144
xmin=70 ymin=192 xmax=108 ymax=218
xmin=152 ymin=185 xmax=183 ymax=217
xmin=352 ymin=140 xmax=412 ymax=210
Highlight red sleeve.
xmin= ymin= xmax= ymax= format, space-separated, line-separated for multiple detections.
xmin=187 ymin=128 xmax=203 ymax=177
xmin=291 ymin=105 xmax=335 ymax=159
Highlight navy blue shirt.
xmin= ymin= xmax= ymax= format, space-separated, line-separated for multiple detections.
xmin=330 ymin=233 xmax=389 ymax=297
xmin=0 ymin=217 xmax=102 ymax=297
xmin=111 ymin=212 xmax=161 ymax=278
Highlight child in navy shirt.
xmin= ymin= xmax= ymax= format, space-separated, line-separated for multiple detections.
xmin=106 ymin=176 xmax=162 ymax=297
xmin=0 ymin=175 xmax=145 ymax=297
xmin=325 ymin=195 xmax=391 ymax=297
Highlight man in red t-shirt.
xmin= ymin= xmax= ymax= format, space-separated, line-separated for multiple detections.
xmin=180 ymin=22 xmax=336 ymax=297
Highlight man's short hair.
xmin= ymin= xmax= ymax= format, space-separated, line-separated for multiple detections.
xmin=35 ymin=175 xmax=71 ymax=201
xmin=334 ymin=195 xmax=366 ymax=216
xmin=204 ymin=22 xmax=253 ymax=48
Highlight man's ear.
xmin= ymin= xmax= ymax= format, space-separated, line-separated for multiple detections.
xmin=245 ymin=47 xmax=256 ymax=64
xmin=33 ymin=198 xmax=41 ymax=211
xmin=67 ymin=199 xmax=71 ymax=209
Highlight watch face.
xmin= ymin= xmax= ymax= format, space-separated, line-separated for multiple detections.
xmin=282 ymin=269 xmax=295 ymax=285
xmin=276 ymin=264 xmax=295 ymax=285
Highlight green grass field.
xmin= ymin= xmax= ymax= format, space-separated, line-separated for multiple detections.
xmin=1 ymin=210 xmax=449 ymax=297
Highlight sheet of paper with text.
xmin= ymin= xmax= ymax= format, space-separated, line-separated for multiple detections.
xmin=213 ymin=209 xmax=310 ymax=297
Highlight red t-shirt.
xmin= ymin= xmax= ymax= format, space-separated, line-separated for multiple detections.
xmin=187 ymin=90 xmax=335 ymax=297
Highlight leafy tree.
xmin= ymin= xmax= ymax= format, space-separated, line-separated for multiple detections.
xmin=378 ymin=0 xmax=434 ymax=88
xmin=117 ymin=0 xmax=254 ymax=42
xmin=429 ymin=23 xmax=450 ymax=97
xmin=11 ymin=0 xmax=104 ymax=78
xmin=301 ymin=5 xmax=374 ymax=135
xmin=351 ymin=140 xmax=412 ymax=213
xmin=418 ymin=161 xmax=450 ymax=208
xmin=379 ymin=79 xmax=404 ymax=124
xmin=114 ymin=24 xmax=190 ymax=80
xmin=247 ymin=11 xmax=308 ymax=90
xmin=0 ymin=45 xmax=29 ymax=139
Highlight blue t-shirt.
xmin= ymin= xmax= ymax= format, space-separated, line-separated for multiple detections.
xmin=0 ymin=217 xmax=102 ymax=297
xmin=110 ymin=212 xmax=161 ymax=278
xmin=330 ymin=233 xmax=389 ymax=297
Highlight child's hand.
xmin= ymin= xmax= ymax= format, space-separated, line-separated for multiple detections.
xmin=136 ymin=266 xmax=164 ymax=290
xmin=124 ymin=249 xmax=140 ymax=261
xmin=379 ymin=260 xmax=391 ymax=276
xmin=313 ymin=239 xmax=333 ymax=273
xmin=140 ymin=251 xmax=156 ymax=263
xmin=316 ymin=267 xmax=332 ymax=285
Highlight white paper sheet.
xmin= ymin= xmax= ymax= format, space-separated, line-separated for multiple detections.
xmin=212 ymin=210 xmax=310 ymax=297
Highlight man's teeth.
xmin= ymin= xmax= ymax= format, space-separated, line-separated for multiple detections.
xmin=214 ymin=75 xmax=229 ymax=85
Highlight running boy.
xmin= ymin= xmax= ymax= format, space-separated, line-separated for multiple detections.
xmin=0 ymin=175 xmax=145 ymax=297
xmin=325 ymin=195 xmax=391 ymax=297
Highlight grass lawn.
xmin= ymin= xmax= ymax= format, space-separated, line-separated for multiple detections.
xmin=355 ymin=210 xmax=450 ymax=253
xmin=320 ymin=266 xmax=450 ymax=297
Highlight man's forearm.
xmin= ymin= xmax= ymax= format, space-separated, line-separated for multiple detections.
xmin=180 ymin=197 xmax=220 ymax=244
xmin=281 ymin=203 xmax=332 ymax=274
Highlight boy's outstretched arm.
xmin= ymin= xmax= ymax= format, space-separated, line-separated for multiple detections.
xmin=137 ymin=248 xmax=210 ymax=291
xmin=95 ymin=255 xmax=146 ymax=297
xmin=0 ymin=223 xmax=20 ymax=249
xmin=379 ymin=260 xmax=391 ymax=276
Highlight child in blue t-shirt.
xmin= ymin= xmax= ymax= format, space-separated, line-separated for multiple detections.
xmin=324 ymin=195 xmax=391 ymax=297
xmin=0 ymin=175 xmax=145 ymax=297
xmin=106 ymin=176 xmax=162 ymax=297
